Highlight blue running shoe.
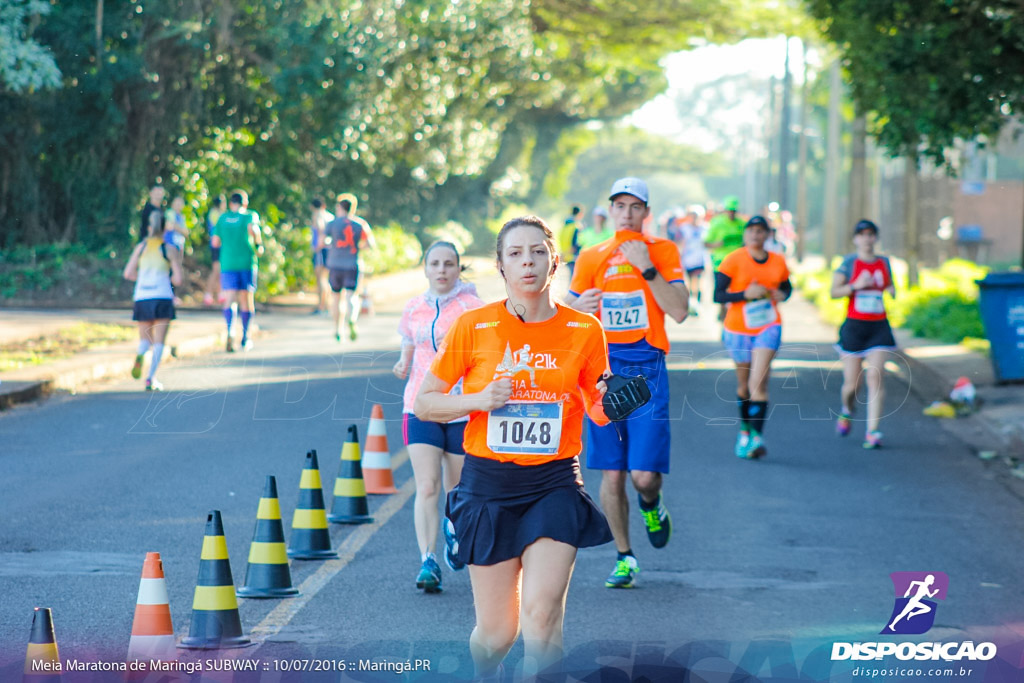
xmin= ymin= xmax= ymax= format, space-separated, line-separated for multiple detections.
xmin=442 ymin=517 xmax=465 ymax=571
xmin=735 ymin=431 xmax=751 ymax=458
xmin=416 ymin=556 xmax=442 ymax=593
xmin=638 ymin=492 xmax=672 ymax=549
xmin=604 ymin=555 xmax=639 ymax=588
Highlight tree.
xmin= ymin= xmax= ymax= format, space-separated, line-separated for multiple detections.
xmin=805 ymin=0 xmax=1024 ymax=163
xmin=0 ymin=0 xmax=61 ymax=93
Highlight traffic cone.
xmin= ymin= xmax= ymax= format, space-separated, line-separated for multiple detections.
xmin=24 ymin=607 xmax=60 ymax=683
xmin=127 ymin=553 xmax=176 ymax=664
xmin=327 ymin=425 xmax=374 ymax=524
xmin=287 ymin=450 xmax=338 ymax=559
xmin=177 ymin=511 xmax=252 ymax=649
xmin=237 ymin=476 xmax=299 ymax=599
xmin=363 ymin=404 xmax=398 ymax=494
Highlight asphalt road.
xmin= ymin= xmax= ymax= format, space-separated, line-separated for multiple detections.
xmin=1 ymin=275 xmax=1022 ymax=682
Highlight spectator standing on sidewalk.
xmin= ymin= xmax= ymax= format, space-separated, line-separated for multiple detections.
xmin=123 ymin=210 xmax=183 ymax=391
xmin=203 ymin=195 xmax=225 ymax=306
xmin=139 ymin=185 xmax=165 ymax=241
xmin=310 ymin=197 xmax=334 ymax=315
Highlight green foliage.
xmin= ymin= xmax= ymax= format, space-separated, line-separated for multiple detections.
xmin=0 ymin=0 xmax=61 ymax=93
xmin=795 ymin=257 xmax=988 ymax=343
xmin=424 ymin=221 xmax=474 ymax=255
xmin=805 ymin=0 xmax=1024 ymax=163
xmin=361 ymin=224 xmax=422 ymax=275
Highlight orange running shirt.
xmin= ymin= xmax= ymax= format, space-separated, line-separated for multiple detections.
xmin=718 ymin=247 xmax=791 ymax=335
xmin=429 ymin=301 xmax=610 ymax=465
xmin=569 ymin=230 xmax=684 ymax=353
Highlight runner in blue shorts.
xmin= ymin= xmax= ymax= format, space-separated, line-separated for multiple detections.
xmin=566 ymin=177 xmax=689 ymax=588
xmin=714 ymin=216 xmax=792 ymax=459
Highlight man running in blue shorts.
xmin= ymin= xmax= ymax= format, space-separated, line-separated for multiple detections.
xmin=212 ymin=191 xmax=263 ymax=352
xmin=566 ymin=177 xmax=689 ymax=588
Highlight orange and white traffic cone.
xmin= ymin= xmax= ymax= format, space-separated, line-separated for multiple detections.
xmin=362 ymin=404 xmax=397 ymax=494
xmin=24 ymin=607 xmax=60 ymax=683
xmin=127 ymin=552 xmax=176 ymax=665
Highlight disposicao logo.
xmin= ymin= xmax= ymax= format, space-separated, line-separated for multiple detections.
xmin=881 ymin=571 xmax=949 ymax=635
xmin=831 ymin=572 xmax=997 ymax=663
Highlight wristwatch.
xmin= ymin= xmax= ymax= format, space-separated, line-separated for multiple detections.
xmin=641 ymin=266 xmax=658 ymax=281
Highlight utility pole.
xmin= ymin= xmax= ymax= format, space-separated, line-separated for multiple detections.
xmin=778 ymin=36 xmax=793 ymax=212
xmin=824 ymin=60 xmax=842 ymax=265
xmin=796 ymin=39 xmax=809 ymax=262
xmin=765 ymin=76 xmax=779 ymax=211
xmin=849 ymin=108 xmax=868 ymax=225
xmin=904 ymin=156 xmax=920 ymax=286
xmin=95 ymin=0 xmax=104 ymax=70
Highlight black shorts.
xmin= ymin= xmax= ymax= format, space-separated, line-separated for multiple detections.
xmin=312 ymin=248 xmax=329 ymax=268
xmin=328 ymin=267 xmax=359 ymax=292
xmin=133 ymin=298 xmax=176 ymax=322
xmin=837 ymin=318 xmax=897 ymax=356
xmin=445 ymin=454 xmax=612 ymax=566
xmin=403 ymin=413 xmax=466 ymax=454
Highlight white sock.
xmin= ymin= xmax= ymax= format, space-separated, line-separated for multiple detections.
xmin=147 ymin=343 xmax=164 ymax=380
xmin=137 ymin=340 xmax=152 ymax=356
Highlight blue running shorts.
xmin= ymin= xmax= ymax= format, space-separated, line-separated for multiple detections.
xmin=220 ymin=268 xmax=257 ymax=292
xmin=586 ymin=338 xmax=671 ymax=474
xmin=722 ymin=324 xmax=782 ymax=364
xmin=403 ymin=413 xmax=466 ymax=454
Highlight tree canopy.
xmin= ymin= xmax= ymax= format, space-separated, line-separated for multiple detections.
xmin=1 ymin=0 xmax=799 ymax=250
xmin=805 ymin=0 xmax=1024 ymax=163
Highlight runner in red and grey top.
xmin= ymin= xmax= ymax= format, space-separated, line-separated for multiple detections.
xmin=830 ymin=219 xmax=898 ymax=449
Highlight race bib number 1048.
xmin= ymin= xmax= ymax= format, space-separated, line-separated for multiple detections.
xmin=486 ymin=402 xmax=562 ymax=455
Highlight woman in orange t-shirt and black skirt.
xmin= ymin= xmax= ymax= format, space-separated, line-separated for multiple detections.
xmin=415 ymin=216 xmax=613 ymax=681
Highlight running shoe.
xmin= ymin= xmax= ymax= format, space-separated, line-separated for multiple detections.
xmin=225 ymin=338 xmax=235 ymax=353
xmin=836 ymin=411 xmax=852 ymax=437
xmin=241 ymin=338 xmax=254 ymax=351
xmin=415 ymin=556 xmax=442 ymax=593
xmin=604 ymin=555 xmax=639 ymax=588
xmin=145 ymin=378 xmax=163 ymax=392
xmin=639 ymin=492 xmax=672 ymax=549
xmin=131 ymin=354 xmax=144 ymax=380
xmin=863 ymin=431 xmax=883 ymax=449
xmin=747 ymin=434 xmax=767 ymax=459
xmin=348 ymin=320 xmax=358 ymax=341
xmin=734 ymin=431 xmax=750 ymax=458
xmin=203 ymin=293 xmax=214 ymax=306
xmin=334 ymin=332 xmax=341 ymax=342
xmin=442 ymin=517 xmax=465 ymax=572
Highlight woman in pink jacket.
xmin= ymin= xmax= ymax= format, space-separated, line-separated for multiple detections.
xmin=393 ymin=241 xmax=484 ymax=593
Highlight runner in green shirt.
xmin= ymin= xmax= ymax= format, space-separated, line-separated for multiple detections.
xmin=705 ymin=196 xmax=746 ymax=270
xmin=212 ymin=191 xmax=263 ymax=351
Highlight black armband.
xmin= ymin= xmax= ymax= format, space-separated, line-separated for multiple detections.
xmin=602 ymin=374 xmax=651 ymax=422
xmin=714 ymin=272 xmax=746 ymax=304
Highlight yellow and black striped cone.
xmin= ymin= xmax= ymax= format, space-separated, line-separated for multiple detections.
xmin=177 ymin=510 xmax=252 ymax=649
xmin=237 ymin=476 xmax=299 ymax=599
xmin=327 ymin=424 xmax=374 ymax=524
xmin=24 ymin=607 xmax=60 ymax=683
xmin=287 ymin=450 xmax=338 ymax=559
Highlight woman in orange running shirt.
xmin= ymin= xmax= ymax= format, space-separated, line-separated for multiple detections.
xmin=415 ymin=216 xmax=613 ymax=680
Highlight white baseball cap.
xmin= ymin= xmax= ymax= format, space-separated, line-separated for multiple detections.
xmin=608 ymin=177 xmax=649 ymax=204
xmin=592 ymin=206 xmax=609 ymax=217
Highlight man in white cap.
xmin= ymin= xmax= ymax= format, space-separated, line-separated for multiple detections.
xmin=566 ymin=177 xmax=688 ymax=588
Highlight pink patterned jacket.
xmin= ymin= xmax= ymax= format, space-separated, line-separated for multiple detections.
xmin=398 ymin=280 xmax=484 ymax=416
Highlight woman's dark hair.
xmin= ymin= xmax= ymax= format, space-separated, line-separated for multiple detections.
xmin=495 ymin=216 xmax=556 ymax=263
xmin=423 ymin=240 xmax=461 ymax=267
xmin=147 ymin=208 xmax=165 ymax=237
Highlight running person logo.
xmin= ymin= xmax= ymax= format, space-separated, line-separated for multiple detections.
xmin=881 ymin=571 xmax=949 ymax=635
xmin=492 ymin=342 xmax=559 ymax=388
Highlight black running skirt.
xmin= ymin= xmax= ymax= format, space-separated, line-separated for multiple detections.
xmin=837 ymin=318 xmax=897 ymax=355
xmin=446 ymin=454 xmax=612 ymax=566
xmin=132 ymin=298 xmax=176 ymax=322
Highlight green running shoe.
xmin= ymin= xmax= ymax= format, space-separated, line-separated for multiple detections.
xmin=416 ymin=556 xmax=442 ymax=593
xmin=604 ymin=555 xmax=639 ymax=588
xmin=639 ymin=492 xmax=672 ymax=549
xmin=131 ymin=354 xmax=144 ymax=380
xmin=348 ymin=320 xmax=358 ymax=341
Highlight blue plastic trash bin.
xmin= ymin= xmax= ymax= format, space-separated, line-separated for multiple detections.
xmin=976 ymin=272 xmax=1024 ymax=383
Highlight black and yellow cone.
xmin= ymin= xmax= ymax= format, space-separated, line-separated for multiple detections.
xmin=327 ymin=424 xmax=374 ymax=524
xmin=177 ymin=510 xmax=252 ymax=649
xmin=24 ymin=607 xmax=60 ymax=683
xmin=287 ymin=450 xmax=338 ymax=559
xmin=237 ymin=476 xmax=300 ymax=598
